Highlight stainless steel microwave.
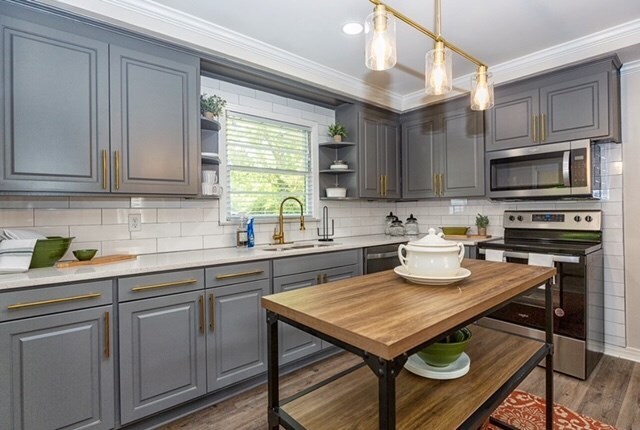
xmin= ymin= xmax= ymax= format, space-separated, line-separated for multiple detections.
xmin=486 ymin=140 xmax=601 ymax=200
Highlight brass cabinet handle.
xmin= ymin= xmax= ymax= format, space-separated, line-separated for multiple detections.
xmin=215 ymin=270 xmax=264 ymax=280
xmin=209 ymin=293 xmax=215 ymax=332
xmin=104 ymin=311 xmax=110 ymax=358
xmin=541 ymin=113 xmax=546 ymax=142
xmin=384 ymin=175 xmax=388 ymax=196
xmin=115 ymin=150 xmax=121 ymax=190
xmin=533 ymin=115 xmax=538 ymax=142
xmin=7 ymin=292 xmax=102 ymax=310
xmin=379 ymin=175 xmax=384 ymax=196
xmin=102 ymin=150 xmax=108 ymax=190
xmin=198 ymin=295 xmax=205 ymax=335
xmin=439 ymin=174 xmax=444 ymax=196
xmin=433 ymin=174 xmax=439 ymax=196
xmin=131 ymin=279 xmax=198 ymax=292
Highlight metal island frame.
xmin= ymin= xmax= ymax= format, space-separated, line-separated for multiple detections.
xmin=262 ymin=259 xmax=556 ymax=430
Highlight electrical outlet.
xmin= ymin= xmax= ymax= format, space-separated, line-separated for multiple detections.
xmin=128 ymin=214 xmax=142 ymax=232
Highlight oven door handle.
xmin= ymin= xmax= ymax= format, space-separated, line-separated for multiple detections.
xmin=366 ymin=251 xmax=399 ymax=260
xmin=479 ymin=249 xmax=580 ymax=264
xmin=562 ymin=150 xmax=571 ymax=187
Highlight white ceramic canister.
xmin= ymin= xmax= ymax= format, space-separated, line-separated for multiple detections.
xmin=397 ymin=228 xmax=465 ymax=277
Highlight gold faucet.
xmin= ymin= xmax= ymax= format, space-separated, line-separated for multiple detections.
xmin=273 ymin=197 xmax=306 ymax=244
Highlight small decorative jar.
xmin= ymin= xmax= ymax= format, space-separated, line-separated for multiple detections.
xmin=405 ymin=214 xmax=419 ymax=236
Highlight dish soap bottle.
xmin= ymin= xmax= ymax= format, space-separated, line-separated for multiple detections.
xmin=236 ymin=212 xmax=248 ymax=248
xmin=247 ymin=217 xmax=255 ymax=248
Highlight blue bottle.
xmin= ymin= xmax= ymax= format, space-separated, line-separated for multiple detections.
xmin=247 ymin=217 xmax=255 ymax=248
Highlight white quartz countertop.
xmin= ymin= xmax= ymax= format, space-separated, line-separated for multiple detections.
xmin=0 ymin=234 xmax=498 ymax=291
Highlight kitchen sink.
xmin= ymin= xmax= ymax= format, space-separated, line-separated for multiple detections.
xmin=262 ymin=243 xmax=338 ymax=252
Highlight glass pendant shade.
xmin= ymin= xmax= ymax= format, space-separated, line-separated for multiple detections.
xmin=365 ymin=5 xmax=397 ymax=71
xmin=425 ymin=41 xmax=452 ymax=95
xmin=470 ymin=66 xmax=494 ymax=111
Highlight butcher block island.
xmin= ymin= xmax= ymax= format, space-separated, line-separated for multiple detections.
xmin=262 ymin=259 xmax=557 ymax=430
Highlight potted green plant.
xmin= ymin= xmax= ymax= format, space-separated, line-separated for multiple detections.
xmin=475 ymin=213 xmax=490 ymax=236
xmin=200 ymin=94 xmax=226 ymax=120
xmin=328 ymin=123 xmax=348 ymax=142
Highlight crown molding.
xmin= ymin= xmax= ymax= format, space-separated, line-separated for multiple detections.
xmin=36 ymin=1 xmax=640 ymax=112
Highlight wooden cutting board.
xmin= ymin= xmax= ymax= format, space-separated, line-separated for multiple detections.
xmin=56 ymin=254 xmax=137 ymax=268
xmin=444 ymin=234 xmax=492 ymax=240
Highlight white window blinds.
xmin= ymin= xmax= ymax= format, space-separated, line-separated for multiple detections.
xmin=225 ymin=111 xmax=313 ymax=218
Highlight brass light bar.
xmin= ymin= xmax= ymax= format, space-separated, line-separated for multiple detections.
xmin=367 ymin=0 xmax=487 ymax=68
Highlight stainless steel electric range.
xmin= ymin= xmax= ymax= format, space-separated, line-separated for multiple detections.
xmin=477 ymin=210 xmax=604 ymax=380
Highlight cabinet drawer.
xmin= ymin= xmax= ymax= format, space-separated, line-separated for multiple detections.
xmin=273 ymin=249 xmax=360 ymax=277
xmin=0 ymin=280 xmax=113 ymax=322
xmin=118 ymin=269 xmax=204 ymax=302
xmin=206 ymin=261 xmax=270 ymax=288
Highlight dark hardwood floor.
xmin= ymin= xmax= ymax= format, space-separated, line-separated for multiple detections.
xmin=163 ymin=352 xmax=640 ymax=430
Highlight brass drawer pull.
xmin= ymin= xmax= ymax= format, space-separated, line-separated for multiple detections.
xmin=541 ymin=113 xmax=546 ymax=142
xmin=215 ymin=269 xmax=264 ymax=280
xmin=533 ymin=115 xmax=538 ymax=142
xmin=104 ymin=311 xmax=110 ymax=358
xmin=209 ymin=293 xmax=215 ymax=332
xmin=115 ymin=150 xmax=121 ymax=190
xmin=433 ymin=174 xmax=439 ymax=196
xmin=7 ymin=292 xmax=102 ymax=310
xmin=131 ymin=279 xmax=198 ymax=292
xmin=439 ymin=173 xmax=444 ymax=196
xmin=102 ymin=150 xmax=108 ymax=190
xmin=379 ymin=175 xmax=384 ymax=196
xmin=199 ymin=295 xmax=205 ymax=335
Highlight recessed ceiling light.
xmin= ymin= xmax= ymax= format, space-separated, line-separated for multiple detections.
xmin=342 ymin=22 xmax=363 ymax=35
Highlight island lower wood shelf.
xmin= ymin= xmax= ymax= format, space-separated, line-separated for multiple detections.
xmin=281 ymin=326 xmax=547 ymax=429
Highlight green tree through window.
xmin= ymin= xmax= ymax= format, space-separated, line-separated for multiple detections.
xmin=225 ymin=111 xmax=313 ymax=218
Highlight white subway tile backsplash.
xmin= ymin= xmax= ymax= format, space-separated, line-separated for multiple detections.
xmin=131 ymin=197 xmax=181 ymax=208
xmin=102 ymin=209 xmax=157 ymax=224
xmin=272 ymin=103 xmax=303 ymax=118
xmin=103 ymin=239 xmax=157 ymax=256
xmin=157 ymin=236 xmax=203 ymax=253
xmin=203 ymin=234 xmax=236 ymax=249
xmin=32 ymin=226 xmax=70 ymax=238
xmin=0 ymin=197 xmax=68 ymax=209
xmin=220 ymin=81 xmax=255 ymax=98
xmin=239 ymin=95 xmax=273 ymax=111
xmin=71 ymin=224 xmax=130 ymax=242
xmin=157 ymin=208 xmax=203 ymax=223
xmin=255 ymin=89 xmax=288 ymax=106
xmin=35 ymin=209 xmax=100 ymax=226
xmin=286 ymin=98 xmax=315 ymax=113
xmin=181 ymin=222 xmax=221 ymax=237
xmin=69 ymin=197 xmax=130 ymax=208
xmin=301 ymin=110 xmax=332 ymax=126
xmin=131 ymin=223 xmax=181 ymax=239
xmin=0 ymin=209 xmax=34 ymax=227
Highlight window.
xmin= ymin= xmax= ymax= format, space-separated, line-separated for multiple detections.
xmin=224 ymin=110 xmax=314 ymax=219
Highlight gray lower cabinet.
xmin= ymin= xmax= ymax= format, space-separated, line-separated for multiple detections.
xmin=0 ymin=303 xmax=114 ymax=430
xmin=273 ymin=250 xmax=362 ymax=363
xmin=486 ymin=55 xmax=621 ymax=151
xmin=206 ymin=279 xmax=270 ymax=391
xmin=0 ymin=14 xmax=110 ymax=193
xmin=402 ymin=99 xmax=484 ymax=199
xmin=118 ymin=269 xmax=206 ymax=425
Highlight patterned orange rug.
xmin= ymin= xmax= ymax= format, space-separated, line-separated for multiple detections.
xmin=482 ymin=390 xmax=618 ymax=430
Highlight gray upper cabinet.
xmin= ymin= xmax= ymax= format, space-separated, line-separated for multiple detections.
xmin=110 ymin=45 xmax=199 ymax=195
xmin=486 ymin=55 xmax=621 ymax=151
xmin=207 ymin=279 xmax=270 ymax=392
xmin=336 ymin=104 xmax=401 ymax=199
xmin=0 ymin=5 xmax=199 ymax=195
xmin=0 ymin=15 xmax=110 ymax=193
xmin=402 ymin=99 xmax=485 ymax=199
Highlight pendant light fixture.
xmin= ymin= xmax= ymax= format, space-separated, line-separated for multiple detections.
xmin=364 ymin=0 xmax=494 ymax=111
xmin=364 ymin=4 xmax=397 ymax=71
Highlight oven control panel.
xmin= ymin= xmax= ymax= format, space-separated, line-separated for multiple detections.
xmin=503 ymin=210 xmax=601 ymax=230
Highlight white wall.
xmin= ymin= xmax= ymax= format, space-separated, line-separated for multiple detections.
xmin=0 ymin=77 xmax=627 ymax=351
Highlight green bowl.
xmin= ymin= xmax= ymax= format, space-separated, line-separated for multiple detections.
xmin=417 ymin=327 xmax=472 ymax=367
xmin=29 ymin=237 xmax=74 ymax=268
xmin=440 ymin=226 xmax=470 ymax=235
xmin=73 ymin=249 xmax=98 ymax=261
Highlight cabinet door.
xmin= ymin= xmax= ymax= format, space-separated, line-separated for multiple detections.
xmin=402 ymin=117 xmax=439 ymax=199
xmin=0 ymin=306 xmax=114 ymax=430
xmin=110 ymin=44 xmax=199 ymax=195
xmin=540 ymin=72 xmax=609 ymax=144
xmin=441 ymin=107 xmax=485 ymax=197
xmin=358 ymin=114 xmax=382 ymax=198
xmin=0 ymin=16 xmax=110 ymax=193
xmin=486 ymin=87 xmax=539 ymax=151
xmin=320 ymin=264 xmax=361 ymax=350
xmin=207 ymin=280 xmax=269 ymax=391
xmin=380 ymin=122 xmax=401 ymax=199
xmin=273 ymin=273 xmax=322 ymax=364
xmin=119 ymin=291 xmax=206 ymax=424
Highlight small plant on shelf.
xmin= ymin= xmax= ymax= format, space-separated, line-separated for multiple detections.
xmin=475 ymin=213 xmax=490 ymax=236
xmin=200 ymin=94 xmax=226 ymax=120
xmin=328 ymin=123 xmax=348 ymax=142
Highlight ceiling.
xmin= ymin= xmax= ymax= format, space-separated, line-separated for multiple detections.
xmin=38 ymin=0 xmax=640 ymax=110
